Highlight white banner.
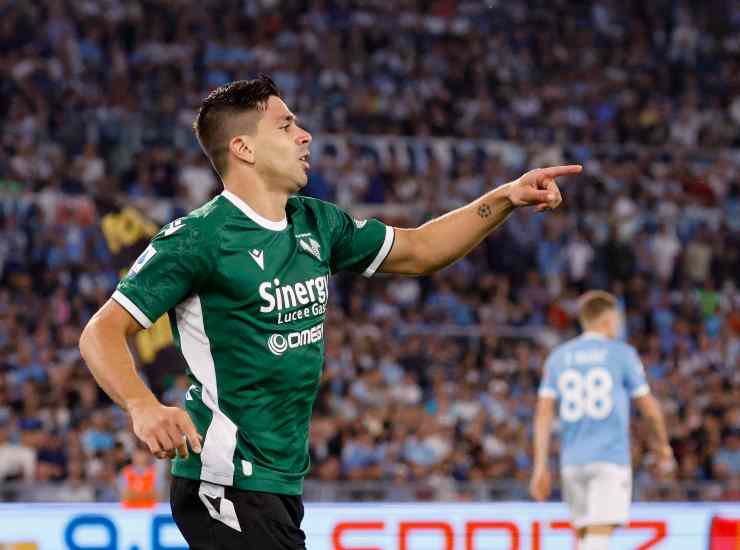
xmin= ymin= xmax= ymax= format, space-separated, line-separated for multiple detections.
xmin=0 ymin=502 xmax=738 ymax=549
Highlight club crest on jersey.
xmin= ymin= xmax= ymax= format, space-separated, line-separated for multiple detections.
xmin=299 ymin=238 xmax=321 ymax=261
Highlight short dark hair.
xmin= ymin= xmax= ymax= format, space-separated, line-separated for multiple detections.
xmin=578 ymin=290 xmax=618 ymax=325
xmin=193 ymin=75 xmax=281 ymax=176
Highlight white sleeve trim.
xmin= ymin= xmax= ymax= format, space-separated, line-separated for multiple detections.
xmin=112 ymin=290 xmax=154 ymax=329
xmin=631 ymin=384 xmax=650 ymax=398
xmin=363 ymin=225 xmax=395 ymax=278
xmin=538 ymin=387 xmax=557 ymax=398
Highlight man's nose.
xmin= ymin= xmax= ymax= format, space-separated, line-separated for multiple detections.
xmin=297 ymin=128 xmax=312 ymax=145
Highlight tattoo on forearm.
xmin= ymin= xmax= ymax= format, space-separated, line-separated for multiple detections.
xmin=478 ymin=204 xmax=492 ymax=218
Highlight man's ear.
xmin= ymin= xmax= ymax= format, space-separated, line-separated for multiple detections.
xmin=229 ymin=135 xmax=255 ymax=165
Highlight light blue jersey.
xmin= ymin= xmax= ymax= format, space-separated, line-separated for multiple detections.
xmin=539 ymin=332 xmax=650 ymax=467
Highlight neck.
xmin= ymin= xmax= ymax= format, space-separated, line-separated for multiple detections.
xmin=222 ymin=172 xmax=289 ymax=222
xmin=582 ymin=328 xmax=611 ymax=340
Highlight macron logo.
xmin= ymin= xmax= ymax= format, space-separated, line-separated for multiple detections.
xmin=249 ymin=249 xmax=264 ymax=270
xmin=185 ymin=385 xmax=197 ymax=401
xmin=164 ymin=219 xmax=184 ymax=237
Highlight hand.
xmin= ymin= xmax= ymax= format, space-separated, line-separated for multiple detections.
xmin=509 ymin=165 xmax=582 ymax=212
xmin=128 ymin=398 xmax=202 ymax=460
xmin=656 ymin=444 xmax=676 ymax=476
xmin=529 ymin=468 xmax=551 ymax=502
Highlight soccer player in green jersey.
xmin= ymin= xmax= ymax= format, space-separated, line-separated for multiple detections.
xmin=79 ymin=75 xmax=581 ymax=549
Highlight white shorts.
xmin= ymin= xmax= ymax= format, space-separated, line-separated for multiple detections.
xmin=561 ymin=462 xmax=632 ymax=529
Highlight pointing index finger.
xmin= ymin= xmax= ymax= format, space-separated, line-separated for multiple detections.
xmin=540 ymin=165 xmax=582 ymax=178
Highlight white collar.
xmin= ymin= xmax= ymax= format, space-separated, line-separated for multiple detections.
xmin=581 ymin=331 xmax=609 ymax=340
xmin=221 ymin=190 xmax=287 ymax=231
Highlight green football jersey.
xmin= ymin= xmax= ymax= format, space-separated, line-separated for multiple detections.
xmin=113 ymin=190 xmax=394 ymax=494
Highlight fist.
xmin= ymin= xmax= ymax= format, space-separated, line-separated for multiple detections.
xmin=529 ymin=468 xmax=552 ymax=502
xmin=656 ymin=445 xmax=676 ymax=477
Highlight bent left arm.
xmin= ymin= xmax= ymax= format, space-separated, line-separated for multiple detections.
xmin=379 ymin=165 xmax=582 ymax=275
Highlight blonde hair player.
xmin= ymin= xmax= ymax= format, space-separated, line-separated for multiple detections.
xmin=530 ymin=290 xmax=674 ymax=550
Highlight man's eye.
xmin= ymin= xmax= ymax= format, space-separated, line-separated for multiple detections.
xmin=281 ymin=125 xmax=290 ymax=131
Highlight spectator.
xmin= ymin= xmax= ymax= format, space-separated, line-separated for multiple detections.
xmin=713 ymin=430 xmax=740 ymax=480
xmin=564 ymin=229 xmax=594 ymax=291
xmin=0 ymin=419 xmax=36 ymax=483
xmin=119 ymin=446 xmax=165 ymax=508
xmin=651 ymin=223 xmax=681 ymax=285
xmin=684 ymin=227 xmax=714 ymax=285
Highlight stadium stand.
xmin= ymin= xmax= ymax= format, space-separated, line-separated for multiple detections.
xmin=0 ymin=0 xmax=738 ymax=502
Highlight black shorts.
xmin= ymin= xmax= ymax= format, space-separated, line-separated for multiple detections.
xmin=170 ymin=476 xmax=306 ymax=550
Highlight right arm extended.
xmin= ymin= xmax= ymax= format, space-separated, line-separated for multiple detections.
xmin=79 ymin=299 xmax=201 ymax=459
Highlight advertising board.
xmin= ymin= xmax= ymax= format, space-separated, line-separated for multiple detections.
xmin=0 ymin=502 xmax=738 ymax=549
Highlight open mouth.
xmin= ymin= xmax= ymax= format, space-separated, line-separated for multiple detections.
xmin=299 ymin=153 xmax=310 ymax=170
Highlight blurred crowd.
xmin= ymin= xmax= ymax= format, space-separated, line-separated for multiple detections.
xmin=0 ymin=0 xmax=739 ymax=502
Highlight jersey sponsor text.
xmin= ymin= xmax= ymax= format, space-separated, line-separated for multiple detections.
xmin=259 ymin=274 xmax=329 ymax=323
xmin=267 ymin=323 xmax=324 ymax=356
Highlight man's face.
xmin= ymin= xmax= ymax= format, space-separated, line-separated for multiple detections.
xmin=252 ymin=96 xmax=312 ymax=192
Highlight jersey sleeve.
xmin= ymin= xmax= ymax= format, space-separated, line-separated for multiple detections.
xmin=112 ymin=218 xmax=215 ymax=328
xmin=324 ymin=202 xmax=395 ymax=277
xmin=538 ymin=352 xmax=559 ymax=399
xmin=623 ymin=346 xmax=650 ymax=398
